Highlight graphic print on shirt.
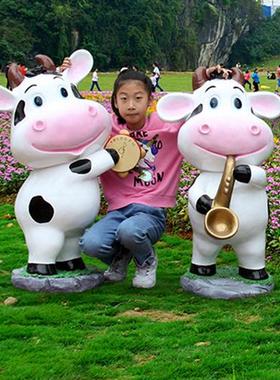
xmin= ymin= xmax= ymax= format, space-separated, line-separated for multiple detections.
xmin=129 ymin=130 xmax=163 ymax=186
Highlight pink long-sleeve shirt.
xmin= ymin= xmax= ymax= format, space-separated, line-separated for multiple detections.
xmin=101 ymin=113 xmax=184 ymax=211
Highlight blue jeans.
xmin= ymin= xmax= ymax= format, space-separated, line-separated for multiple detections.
xmin=79 ymin=203 xmax=167 ymax=265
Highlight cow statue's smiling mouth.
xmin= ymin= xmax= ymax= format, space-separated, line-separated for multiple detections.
xmin=32 ymin=130 xmax=104 ymax=155
xmin=194 ymin=143 xmax=268 ymax=159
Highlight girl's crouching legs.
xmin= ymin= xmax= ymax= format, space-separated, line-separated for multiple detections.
xmin=116 ymin=209 xmax=166 ymax=288
xmin=79 ymin=227 xmax=117 ymax=265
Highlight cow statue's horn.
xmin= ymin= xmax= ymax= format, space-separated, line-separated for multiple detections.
xmin=35 ymin=54 xmax=56 ymax=72
xmin=7 ymin=63 xmax=25 ymax=89
xmin=231 ymin=67 xmax=244 ymax=86
xmin=192 ymin=67 xmax=209 ymax=91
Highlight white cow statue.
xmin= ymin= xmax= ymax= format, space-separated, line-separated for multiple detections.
xmin=0 ymin=50 xmax=119 ymax=282
xmin=157 ymin=67 xmax=280 ymax=295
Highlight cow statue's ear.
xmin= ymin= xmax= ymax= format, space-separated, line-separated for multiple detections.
xmin=0 ymin=87 xmax=17 ymax=111
xmin=62 ymin=49 xmax=93 ymax=85
xmin=157 ymin=92 xmax=195 ymax=122
xmin=249 ymin=92 xmax=280 ymax=120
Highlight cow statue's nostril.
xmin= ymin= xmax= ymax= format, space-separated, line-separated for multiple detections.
xmin=33 ymin=120 xmax=46 ymax=132
xmin=250 ymin=125 xmax=261 ymax=136
xmin=199 ymin=124 xmax=210 ymax=135
xmin=88 ymin=105 xmax=97 ymax=116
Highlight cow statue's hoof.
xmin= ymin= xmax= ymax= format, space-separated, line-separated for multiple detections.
xmin=180 ymin=266 xmax=274 ymax=300
xmin=11 ymin=265 xmax=104 ymax=293
xmin=239 ymin=266 xmax=269 ymax=280
xmin=56 ymin=257 xmax=86 ymax=271
xmin=27 ymin=263 xmax=57 ymax=275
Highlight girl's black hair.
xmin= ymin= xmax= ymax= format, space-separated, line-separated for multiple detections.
xmin=111 ymin=69 xmax=153 ymax=124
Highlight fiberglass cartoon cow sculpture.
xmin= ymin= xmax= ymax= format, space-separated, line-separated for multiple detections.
xmin=157 ymin=67 xmax=280 ymax=296
xmin=0 ymin=50 xmax=119 ymax=282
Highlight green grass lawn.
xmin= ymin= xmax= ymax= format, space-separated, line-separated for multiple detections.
xmin=1 ymin=204 xmax=280 ymax=380
xmin=0 ymin=68 xmax=278 ymax=93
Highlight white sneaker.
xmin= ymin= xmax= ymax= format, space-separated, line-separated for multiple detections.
xmin=132 ymin=253 xmax=158 ymax=289
xmin=103 ymin=251 xmax=132 ymax=282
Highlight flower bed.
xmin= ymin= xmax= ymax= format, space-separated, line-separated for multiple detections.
xmin=0 ymin=91 xmax=279 ymax=253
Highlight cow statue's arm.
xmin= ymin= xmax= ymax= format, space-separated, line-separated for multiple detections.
xmin=188 ymin=177 xmax=213 ymax=215
xmin=191 ymin=164 xmax=268 ymax=216
xmin=233 ymin=164 xmax=267 ymax=188
xmin=69 ymin=149 xmax=119 ymax=177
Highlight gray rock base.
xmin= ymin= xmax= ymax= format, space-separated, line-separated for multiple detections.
xmin=181 ymin=267 xmax=274 ymax=300
xmin=11 ymin=266 xmax=104 ymax=293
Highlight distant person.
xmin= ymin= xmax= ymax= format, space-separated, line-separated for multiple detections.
xmin=152 ymin=62 xmax=164 ymax=91
xmin=275 ymin=64 xmax=280 ymax=93
xmin=251 ymin=68 xmax=260 ymax=92
xmin=266 ymin=70 xmax=275 ymax=80
xmin=243 ymin=69 xmax=252 ymax=90
xmin=90 ymin=69 xmax=101 ymax=91
xmin=150 ymin=72 xmax=157 ymax=92
xmin=235 ymin=62 xmax=241 ymax=69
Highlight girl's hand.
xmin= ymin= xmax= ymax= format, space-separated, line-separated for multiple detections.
xmin=206 ymin=65 xmax=232 ymax=79
xmin=58 ymin=57 xmax=71 ymax=72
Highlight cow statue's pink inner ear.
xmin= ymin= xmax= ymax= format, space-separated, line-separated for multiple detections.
xmin=157 ymin=93 xmax=195 ymax=122
xmin=0 ymin=87 xmax=17 ymax=111
xmin=63 ymin=49 xmax=94 ymax=85
xmin=249 ymin=92 xmax=280 ymax=120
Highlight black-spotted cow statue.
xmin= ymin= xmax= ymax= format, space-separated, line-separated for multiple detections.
xmin=0 ymin=50 xmax=118 ymax=276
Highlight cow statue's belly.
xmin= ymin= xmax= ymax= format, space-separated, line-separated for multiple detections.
xmin=188 ymin=172 xmax=268 ymax=270
xmin=15 ymin=166 xmax=100 ymax=236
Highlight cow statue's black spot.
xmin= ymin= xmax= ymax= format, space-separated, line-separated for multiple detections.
xmin=188 ymin=104 xmax=203 ymax=120
xmin=29 ymin=196 xmax=54 ymax=223
xmin=69 ymin=159 xmax=91 ymax=174
xmin=14 ymin=100 xmax=26 ymax=125
xmin=71 ymin=84 xmax=84 ymax=99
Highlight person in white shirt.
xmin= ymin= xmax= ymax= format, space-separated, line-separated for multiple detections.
xmin=150 ymin=72 xmax=157 ymax=92
xmin=152 ymin=62 xmax=164 ymax=91
xmin=90 ymin=69 xmax=102 ymax=91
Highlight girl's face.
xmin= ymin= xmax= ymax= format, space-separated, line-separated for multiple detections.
xmin=114 ymin=80 xmax=151 ymax=130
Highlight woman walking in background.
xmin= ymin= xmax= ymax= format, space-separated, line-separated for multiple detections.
xmin=152 ymin=62 xmax=164 ymax=92
xmin=90 ymin=69 xmax=102 ymax=91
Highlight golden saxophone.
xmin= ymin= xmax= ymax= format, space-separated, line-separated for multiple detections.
xmin=204 ymin=155 xmax=239 ymax=239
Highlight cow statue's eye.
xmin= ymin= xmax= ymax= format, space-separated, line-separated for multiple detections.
xmin=210 ymin=97 xmax=218 ymax=108
xmin=60 ymin=88 xmax=68 ymax=97
xmin=234 ymin=98 xmax=242 ymax=109
xmin=34 ymin=96 xmax=43 ymax=106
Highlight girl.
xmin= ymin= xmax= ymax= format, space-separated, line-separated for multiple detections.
xmin=79 ymin=69 xmax=184 ymax=288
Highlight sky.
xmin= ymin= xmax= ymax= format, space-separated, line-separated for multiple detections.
xmin=262 ymin=0 xmax=280 ymax=5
